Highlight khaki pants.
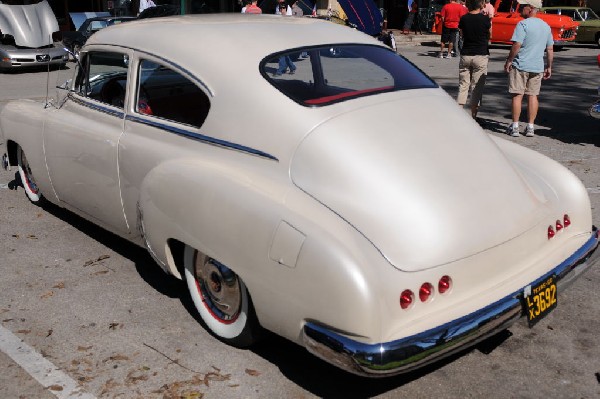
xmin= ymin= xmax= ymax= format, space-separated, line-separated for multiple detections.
xmin=457 ymin=55 xmax=489 ymax=106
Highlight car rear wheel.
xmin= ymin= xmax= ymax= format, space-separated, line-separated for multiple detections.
xmin=183 ymin=246 xmax=261 ymax=347
xmin=16 ymin=147 xmax=41 ymax=203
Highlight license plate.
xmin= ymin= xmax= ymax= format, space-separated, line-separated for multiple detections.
xmin=522 ymin=275 xmax=557 ymax=328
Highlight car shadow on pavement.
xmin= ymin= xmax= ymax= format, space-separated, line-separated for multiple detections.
xmin=249 ymin=328 xmax=513 ymax=397
xmin=27 ymin=191 xmax=186 ymax=299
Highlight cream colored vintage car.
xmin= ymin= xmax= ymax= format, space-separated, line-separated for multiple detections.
xmin=1 ymin=14 xmax=599 ymax=377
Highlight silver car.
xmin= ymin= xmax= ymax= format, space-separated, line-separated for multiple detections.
xmin=0 ymin=1 xmax=68 ymax=71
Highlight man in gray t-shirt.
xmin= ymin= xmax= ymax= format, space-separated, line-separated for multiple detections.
xmin=503 ymin=0 xmax=553 ymax=138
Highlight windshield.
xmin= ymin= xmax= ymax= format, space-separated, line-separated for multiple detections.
xmin=261 ymin=45 xmax=437 ymax=107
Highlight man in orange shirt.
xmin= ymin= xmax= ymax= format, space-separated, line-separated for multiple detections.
xmin=440 ymin=0 xmax=468 ymax=58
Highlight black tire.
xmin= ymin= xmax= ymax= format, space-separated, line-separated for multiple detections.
xmin=183 ymin=246 xmax=261 ymax=347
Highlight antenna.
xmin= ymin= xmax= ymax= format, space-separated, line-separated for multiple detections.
xmin=44 ymin=33 xmax=52 ymax=108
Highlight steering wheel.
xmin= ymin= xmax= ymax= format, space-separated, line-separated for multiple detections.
xmin=100 ymin=77 xmax=125 ymax=107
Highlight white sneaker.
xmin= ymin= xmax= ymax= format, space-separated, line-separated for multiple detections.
xmin=525 ymin=126 xmax=535 ymax=137
xmin=438 ymin=52 xmax=444 ymax=58
xmin=507 ymin=125 xmax=520 ymax=137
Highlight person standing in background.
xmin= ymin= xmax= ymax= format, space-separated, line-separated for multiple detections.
xmin=245 ymin=0 xmax=262 ymax=14
xmin=457 ymin=0 xmax=491 ymax=119
xmin=504 ymin=0 xmax=553 ymax=137
xmin=139 ymin=0 xmax=156 ymax=14
xmin=439 ymin=0 xmax=467 ymax=58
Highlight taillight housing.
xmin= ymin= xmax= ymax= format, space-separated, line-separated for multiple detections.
xmin=548 ymin=225 xmax=555 ymax=239
xmin=400 ymin=289 xmax=414 ymax=310
xmin=556 ymin=220 xmax=563 ymax=231
xmin=438 ymin=275 xmax=452 ymax=294
xmin=563 ymin=214 xmax=571 ymax=227
xmin=419 ymin=283 xmax=434 ymax=303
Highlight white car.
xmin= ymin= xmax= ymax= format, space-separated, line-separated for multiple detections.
xmin=1 ymin=14 xmax=598 ymax=377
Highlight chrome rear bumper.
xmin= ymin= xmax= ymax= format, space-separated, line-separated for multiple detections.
xmin=302 ymin=229 xmax=600 ymax=377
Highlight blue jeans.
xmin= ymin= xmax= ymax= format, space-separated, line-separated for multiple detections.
xmin=276 ymin=56 xmax=296 ymax=75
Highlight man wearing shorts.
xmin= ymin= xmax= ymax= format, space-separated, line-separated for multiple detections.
xmin=504 ymin=0 xmax=553 ymax=137
xmin=440 ymin=0 xmax=467 ymax=58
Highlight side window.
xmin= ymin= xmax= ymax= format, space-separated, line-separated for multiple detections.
xmin=74 ymin=51 xmax=129 ymax=109
xmin=136 ymin=59 xmax=210 ymax=129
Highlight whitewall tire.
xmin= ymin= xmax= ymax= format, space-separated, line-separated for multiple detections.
xmin=17 ymin=147 xmax=42 ymax=203
xmin=183 ymin=245 xmax=261 ymax=347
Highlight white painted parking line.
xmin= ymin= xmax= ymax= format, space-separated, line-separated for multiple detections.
xmin=0 ymin=324 xmax=97 ymax=399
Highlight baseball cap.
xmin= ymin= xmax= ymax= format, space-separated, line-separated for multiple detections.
xmin=517 ymin=0 xmax=542 ymax=9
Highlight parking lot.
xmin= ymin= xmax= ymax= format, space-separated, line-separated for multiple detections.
xmin=1 ymin=43 xmax=599 ymax=398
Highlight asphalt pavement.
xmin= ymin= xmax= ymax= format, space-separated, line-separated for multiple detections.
xmin=1 ymin=42 xmax=599 ymax=399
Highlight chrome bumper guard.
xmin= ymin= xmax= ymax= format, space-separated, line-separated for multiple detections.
xmin=302 ymin=228 xmax=600 ymax=377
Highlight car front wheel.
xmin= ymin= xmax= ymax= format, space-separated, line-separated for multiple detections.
xmin=183 ymin=246 xmax=261 ymax=347
xmin=17 ymin=147 xmax=42 ymax=203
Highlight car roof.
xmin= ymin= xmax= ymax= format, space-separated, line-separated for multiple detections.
xmin=87 ymin=14 xmax=382 ymax=66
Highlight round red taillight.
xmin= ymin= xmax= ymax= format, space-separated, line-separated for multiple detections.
xmin=556 ymin=220 xmax=563 ymax=231
xmin=548 ymin=226 xmax=555 ymax=239
xmin=419 ymin=283 xmax=434 ymax=302
xmin=438 ymin=275 xmax=452 ymax=294
xmin=400 ymin=289 xmax=414 ymax=310
xmin=563 ymin=214 xmax=571 ymax=227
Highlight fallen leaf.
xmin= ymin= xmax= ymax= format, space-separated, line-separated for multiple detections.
xmin=181 ymin=391 xmax=203 ymax=399
xmin=109 ymin=323 xmax=120 ymax=330
xmin=46 ymin=329 xmax=53 ymax=337
xmin=83 ymin=260 xmax=94 ymax=267
xmin=47 ymin=385 xmax=63 ymax=391
xmin=11 ymin=234 xmax=19 ymax=239
xmin=97 ymin=255 xmax=110 ymax=261
xmin=93 ymin=270 xmax=109 ymax=275
xmin=36 ymin=213 xmax=43 ymax=218
xmin=40 ymin=291 xmax=54 ymax=299
xmin=229 ymin=384 xmax=240 ymax=388
xmin=17 ymin=329 xmax=31 ymax=334
xmin=108 ymin=354 xmax=129 ymax=362
xmin=52 ymin=282 xmax=65 ymax=289
xmin=2 ymin=319 xmax=13 ymax=322
xmin=27 ymin=234 xmax=38 ymax=239
xmin=77 ymin=345 xmax=93 ymax=352
xmin=245 ymin=369 xmax=261 ymax=377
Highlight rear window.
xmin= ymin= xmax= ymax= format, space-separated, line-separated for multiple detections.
xmin=261 ymin=45 xmax=437 ymax=107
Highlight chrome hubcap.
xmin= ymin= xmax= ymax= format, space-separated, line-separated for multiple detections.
xmin=194 ymin=254 xmax=241 ymax=321
xmin=20 ymin=151 xmax=39 ymax=193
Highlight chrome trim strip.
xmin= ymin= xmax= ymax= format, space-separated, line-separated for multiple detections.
xmin=68 ymin=94 xmax=125 ymax=119
xmin=302 ymin=229 xmax=600 ymax=377
xmin=126 ymin=114 xmax=278 ymax=161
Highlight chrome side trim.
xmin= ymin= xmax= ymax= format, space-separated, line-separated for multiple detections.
xmin=126 ymin=114 xmax=278 ymax=161
xmin=302 ymin=229 xmax=600 ymax=377
xmin=68 ymin=94 xmax=125 ymax=119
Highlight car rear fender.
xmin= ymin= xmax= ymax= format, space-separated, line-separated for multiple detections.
xmin=135 ymin=157 xmax=386 ymax=343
